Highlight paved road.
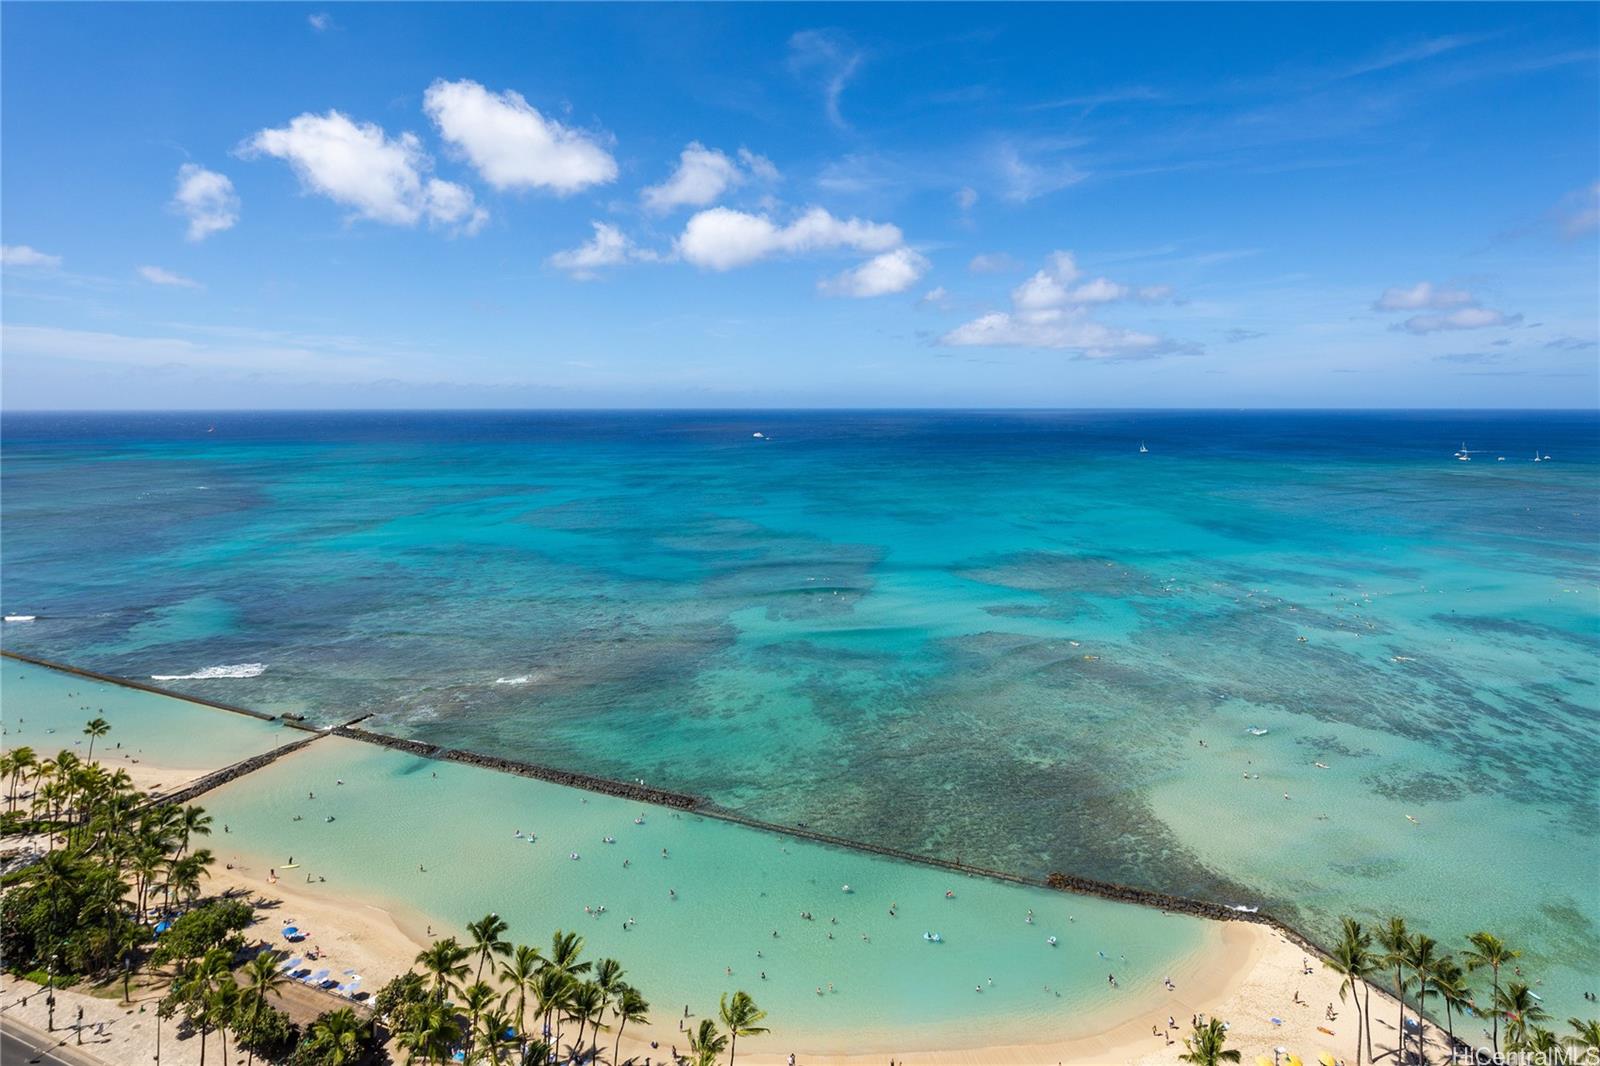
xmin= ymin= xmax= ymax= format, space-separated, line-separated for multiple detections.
xmin=0 ymin=1018 xmax=105 ymax=1066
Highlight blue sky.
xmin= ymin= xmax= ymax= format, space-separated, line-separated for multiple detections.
xmin=2 ymin=3 xmax=1596 ymax=409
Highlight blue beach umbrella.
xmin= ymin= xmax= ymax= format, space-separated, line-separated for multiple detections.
xmin=281 ymin=926 xmax=299 ymax=938
xmin=152 ymin=920 xmax=172 ymax=935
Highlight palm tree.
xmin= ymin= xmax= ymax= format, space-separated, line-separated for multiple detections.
xmin=543 ymin=930 xmax=589 ymax=1047
xmin=466 ymin=912 xmax=512 ymax=983
xmin=1403 ymin=933 xmax=1439 ymax=1059
xmin=460 ymin=981 xmax=497 ymax=1058
xmin=474 ymin=1007 xmax=515 ymax=1064
xmin=1519 ymin=1027 xmax=1564 ymax=1061
xmin=5 ymin=746 xmax=36 ymax=811
xmin=1375 ymin=916 xmax=1411 ymax=1056
xmin=1431 ymin=958 xmax=1470 ymax=1052
xmin=612 ymin=984 xmax=649 ymax=1066
xmin=568 ymin=981 xmax=604 ymax=1059
xmin=307 ymin=1007 xmax=366 ymax=1066
xmin=688 ymin=1017 xmax=728 ymax=1066
xmin=397 ymin=998 xmax=463 ymax=1066
xmin=416 ymin=937 xmax=471 ymax=1000
xmin=175 ymin=805 xmax=212 ymax=858
xmin=240 ymin=952 xmax=290 ymax=1066
xmin=1465 ymin=932 xmax=1521 ymax=1054
xmin=719 ymin=990 xmax=769 ymax=1066
xmin=82 ymin=717 xmax=110 ymax=765
xmin=592 ymin=957 xmax=625 ymax=1060
xmin=1495 ymin=982 xmax=1548 ymax=1051
xmin=532 ymin=966 xmax=574 ymax=1050
xmin=1565 ymin=1018 xmax=1600 ymax=1058
xmin=1325 ymin=919 xmax=1372 ymax=1065
xmin=1178 ymin=1018 xmax=1242 ymax=1066
xmin=498 ymin=944 xmax=542 ymax=1058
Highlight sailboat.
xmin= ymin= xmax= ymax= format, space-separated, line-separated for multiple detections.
xmin=1138 ymin=441 xmax=1148 ymax=454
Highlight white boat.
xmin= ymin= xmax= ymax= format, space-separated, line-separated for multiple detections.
xmin=923 ymin=932 xmax=943 ymax=943
xmin=1138 ymin=441 xmax=1148 ymax=454
xmin=1246 ymin=727 xmax=1269 ymax=736
xmin=3 ymin=614 xmax=36 ymax=622
xmin=752 ymin=432 xmax=765 ymax=439
xmin=1046 ymin=936 xmax=1058 ymax=946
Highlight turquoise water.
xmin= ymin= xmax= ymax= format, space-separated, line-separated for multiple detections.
xmin=2 ymin=410 xmax=1596 ymax=1018
xmin=199 ymin=734 xmax=1215 ymax=1051
xmin=0 ymin=660 xmax=296 ymax=780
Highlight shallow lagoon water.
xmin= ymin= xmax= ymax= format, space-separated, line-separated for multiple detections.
xmin=3 ymin=410 xmax=1596 ymax=1018
xmin=202 ymin=735 xmax=1215 ymax=1051
xmin=0 ymin=660 xmax=295 ymax=778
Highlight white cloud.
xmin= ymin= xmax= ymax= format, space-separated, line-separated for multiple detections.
xmin=1 ymin=244 xmax=62 ymax=268
xmin=243 ymin=110 xmax=485 ymax=233
xmin=956 ymin=186 xmax=979 ymax=211
xmin=738 ymin=148 xmax=780 ymax=182
xmin=1402 ymin=307 xmax=1522 ymax=334
xmin=138 ymin=265 xmax=201 ymax=289
xmin=1374 ymin=281 xmax=1473 ymax=310
xmin=820 ymin=248 xmax=929 ymax=298
xmin=1558 ymin=181 xmax=1599 ymax=239
xmin=1373 ymin=281 xmax=1520 ymax=333
xmin=942 ymin=310 xmax=1163 ymax=356
xmin=643 ymin=143 xmax=742 ymax=213
xmin=941 ymin=249 xmax=1179 ymax=357
xmin=968 ymin=252 xmax=1021 ymax=275
xmin=919 ymin=286 xmax=953 ymax=309
xmin=171 ymin=164 xmax=240 ymax=241
xmin=423 ymin=79 xmax=616 ymax=194
xmin=676 ymin=206 xmax=901 ymax=271
xmin=787 ymin=30 xmax=862 ymax=129
xmin=995 ymin=142 xmax=1085 ymax=203
xmin=307 ymin=12 xmax=331 ymax=31
xmin=547 ymin=221 xmax=656 ymax=279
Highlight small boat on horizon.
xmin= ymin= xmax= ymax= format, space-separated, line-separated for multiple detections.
xmin=1138 ymin=440 xmax=1148 ymax=454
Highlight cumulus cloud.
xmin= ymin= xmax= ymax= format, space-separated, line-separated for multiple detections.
xmin=547 ymin=221 xmax=658 ymax=279
xmin=423 ymin=79 xmax=616 ymax=194
xmin=919 ymin=286 xmax=953 ymax=309
xmin=820 ymin=248 xmax=929 ymax=298
xmin=642 ymin=143 xmax=776 ymax=213
xmin=1401 ymin=307 xmax=1522 ymax=334
xmin=955 ymin=186 xmax=979 ymax=210
xmin=1374 ymin=281 xmax=1473 ymax=311
xmin=1 ymin=244 xmax=62 ymax=268
xmin=676 ymin=206 xmax=901 ymax=271
xmin=138 ymin=265 xmax=202 ymax=289
xmin=242 ymin=110 xmax=485 ymax=234
xmin=940 ymin=249 xmax=1179 ymax=358
xmin=308 ymin=12 xmax=331 ymax=30
xmin=171 ymin=164 xmax=240 ymax=241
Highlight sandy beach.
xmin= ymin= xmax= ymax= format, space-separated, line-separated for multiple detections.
xmin=199 ymin=843 xmax=1461 ymax=1065
xmin=0 ymin=735 xmax=1469 ymax=1065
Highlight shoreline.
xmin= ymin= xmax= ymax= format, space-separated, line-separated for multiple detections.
xmin=3 ymin=651 xmax=1318 ymax=950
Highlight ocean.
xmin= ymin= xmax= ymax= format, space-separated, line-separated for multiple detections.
xmin=3 ymin=409 xmax=1596 ymax=1016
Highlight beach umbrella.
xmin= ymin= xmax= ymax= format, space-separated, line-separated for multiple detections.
xmin=281 ymin=926 xmax=299 ymax=938
xmin=1318 ymin=1053 xmax=1338 ymax=1066
xmin=1257 ymin=1058 xmax=1274 ymax=1066
xmin=152 ymin=920 xmax=172 ymax=935
xmin=1287 ymin=1055 xmax=1304 ymax=1066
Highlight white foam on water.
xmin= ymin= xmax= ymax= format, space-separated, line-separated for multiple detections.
xmin=151 ymin=663 xmax=266 ymax=680
xmin=494 ymin=675 xmax=533 ymax=685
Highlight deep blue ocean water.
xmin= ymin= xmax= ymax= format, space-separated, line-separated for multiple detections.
xmin=3 ymin=409 xmax=1597 ymax=1014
